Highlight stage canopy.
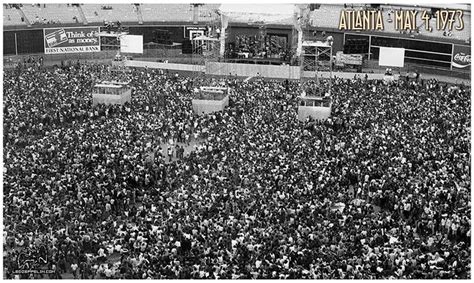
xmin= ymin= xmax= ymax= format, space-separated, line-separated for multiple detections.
xmin=218 ymin=4 xmax=298 ymax=25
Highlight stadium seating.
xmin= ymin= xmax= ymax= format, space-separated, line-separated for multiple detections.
xmin=81 ymin=4 xmax=139 ymax=24
xmin=198 ymin=4 xmax=221 ymax=21
xmin=140 ymin=4 xmax=219 ymax=23
xmin=21 ymin=3 xmax=80 ymax=25
xmin=308 ymin=4 xmax=343 ymax=30
xmin=140 ymin=4 xmax=194 ymax=22
xmin=2 ymin=3 xmax=470 ymax=42
xmin=3 ymin=6 xmax=27 ymax=26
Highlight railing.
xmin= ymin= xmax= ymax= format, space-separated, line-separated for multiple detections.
xmin=16 ymin=6 xmax=31 ymax=27
xmin=4 ymin=47 xmax=470 ymax=83
xmin=405 ymin=63 xmax=470 ymax=80
xmin=193 ymin=92 xmax=228 ymax=100
xmin=300 ymin=97 xmax=332 ymax=107
xmin=75 ymin=4 xmax=88 ymax=25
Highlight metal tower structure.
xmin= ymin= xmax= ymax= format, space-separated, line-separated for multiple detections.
xmin=298 ymin=4 xmax=334 ymax=96
xmin=98 ymin=27 xmax=129 ymax=51
xmin=190 ymin=5 xmax=222 ymax=82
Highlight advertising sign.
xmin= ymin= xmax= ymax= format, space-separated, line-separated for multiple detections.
xmin=43 ymin=27 xmax=100 ymax=54
xmin=184 ymin=26 xmax=207 ymax=39
xmin=335 ymin=51 xmax=363 ymax=67
xmin=120 ymin=35 xmax=144 ymax=54
xmin=452 ymin=45 xmax=471 ymax=69
xmin=378 ymin=47 xmax=405 ymax=68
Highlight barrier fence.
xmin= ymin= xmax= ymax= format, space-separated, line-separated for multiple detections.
xmin=4 ymin=49 xmax=470 ymax=84
xmin=205 ymin=62 xmax=301 ymax=79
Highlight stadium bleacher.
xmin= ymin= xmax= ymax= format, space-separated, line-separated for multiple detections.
xmin=3 ymin=5 xmax=27 ymax=26
xmin=81 ymin=4 xmax=139 ymax=24
xmin=140 ymin=4 xmax=194 ymax=22
xmin=308 ymin=4 xmax=341 ymax=30
xmin=198 ymin=4 xmax=220 ymax=21
xmin=21 ymin=3 xmax=81 ymax=25
xmin=3 ymin=3 xmax=469 ymax=43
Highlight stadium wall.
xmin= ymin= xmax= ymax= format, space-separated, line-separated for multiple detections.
xmin=124 ymin=25 xmax=186 ymax=43
xmin=3 ymin=25 xmax=470 ymax=78
xmin=3 ymin=29 xmax=44 ymax=54
xmin=3 ymin=25 xmax=191 ymax=55
xmin=344 ymin=32 xmax=471 ymax=71
xmin=206 ymin=62 xmax=300 ymax=79
xmin=123 ymin=60 xmax=204 ymax=72
xmin=4 ymin=25 xmax=344 ymax=56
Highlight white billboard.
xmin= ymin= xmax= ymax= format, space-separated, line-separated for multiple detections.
xmin=120 ymin=35 xmax=143 ymax=54
xmin=378 ymin=47 xmax=405 ymax=68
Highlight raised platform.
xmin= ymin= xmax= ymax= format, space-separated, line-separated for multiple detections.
xmin=92 ymin=81 xmax=131 ymax=106
xmin=297 ymin=96 xmax=332 ymax=121
xmin=192 ymin=94 xmax=229 ymax=115
xmin=191 ymin=86 xmax=230 ymax=115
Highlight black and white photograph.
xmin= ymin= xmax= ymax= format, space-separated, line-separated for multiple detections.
xmin=2 ymin=0 xmax=471 ymax=280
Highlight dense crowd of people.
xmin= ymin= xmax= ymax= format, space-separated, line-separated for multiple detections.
xmin=3 ymin=62 xmax=471 ymax=279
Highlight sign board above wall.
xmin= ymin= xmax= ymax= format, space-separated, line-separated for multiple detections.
xmin=43 ymin=27 xmax=100 ymax=54
xmin=452 ymin=45 xmax=471 ymax=69
xmin=378 ymin=47 xmax=405 ymax=67
xmin=120 ymin=35 xmax=144 ymax=54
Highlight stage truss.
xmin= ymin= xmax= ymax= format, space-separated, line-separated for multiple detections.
xmin=190 ymin=10 xmax=222 ymax=82
xmin=298 ymin=4 xmax=334 ymax=96
xmin=99 ymin=31 xmax=129 ymax=51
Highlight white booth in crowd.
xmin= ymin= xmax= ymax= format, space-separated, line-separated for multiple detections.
xmin=92 ymin=81 xmax=131 ymax=106
xmin=192 ymin=86 xmax=231 ymax=115
xmin=297 ymin=95 xmax=332 ymax=121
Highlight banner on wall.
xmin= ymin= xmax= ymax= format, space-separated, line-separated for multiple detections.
xmin=452 ymin=45 xmax=471 ymax=69
xmin=379 ymin=47 xmax=405 ymax=68
xmin=43 ymin=27 xmax=100 ymax=54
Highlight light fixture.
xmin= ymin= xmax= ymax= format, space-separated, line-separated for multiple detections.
xmin=326 ymin=35 xmax=334 ymax=46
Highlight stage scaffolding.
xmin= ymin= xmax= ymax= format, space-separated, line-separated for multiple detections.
xmin=298 ymin=4 xmax=334 ymax=95
xmin=189 ymin=8 xmax=222 ymax=82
